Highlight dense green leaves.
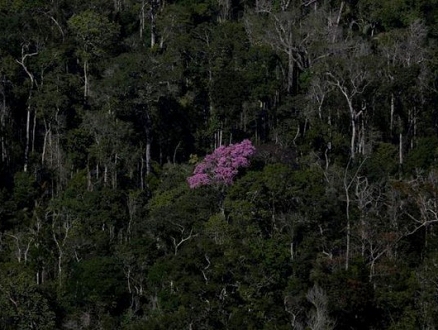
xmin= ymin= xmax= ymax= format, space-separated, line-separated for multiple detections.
xmin=0 ymin=263 xmax=56 ymax=329
xmin=2 ymin=0 xmax=438 ymax=328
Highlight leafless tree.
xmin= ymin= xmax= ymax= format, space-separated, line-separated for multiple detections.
xmin=245 ymin=2 xmax=332 ymax=94
xmin=324 ymin=45 xmax=372 ymax=159
xmin=378 ymin=20 xmax=428 ymax=154
xmin=16 ymin=45 xmax=39 ymax=172
xmin=306 ymin=285 xmax=335 ymax=330
xmin=343 ymin=157 xmax=367 ymax=270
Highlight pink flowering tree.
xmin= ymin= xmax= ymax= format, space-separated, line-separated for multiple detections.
xmin=187 ymin=139 xmax=256 ymax=189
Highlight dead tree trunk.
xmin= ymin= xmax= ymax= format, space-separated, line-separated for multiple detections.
xmin=16 ymin=48 xmax=38 ymax=172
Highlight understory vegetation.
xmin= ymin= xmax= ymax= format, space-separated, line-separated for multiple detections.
xmin=2 ymin=0 xmax=438 ymax=328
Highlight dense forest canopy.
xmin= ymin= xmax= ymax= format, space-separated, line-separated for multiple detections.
xmin=1 ymin=0 xmax=438 ymax=328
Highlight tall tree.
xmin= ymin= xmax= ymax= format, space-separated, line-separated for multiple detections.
xmin=68 ymin=10 xmax=119 ymax=99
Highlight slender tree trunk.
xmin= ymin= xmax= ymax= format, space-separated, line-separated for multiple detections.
xmin=104 ymin=164 xmax=108 ymax=186
xmin=345 ymin=182 xmax=351 ymax=271
xmin=412 ymin=106 xmax=417 ymax=149
xmin=140 ymin=152 xmax=144 ymax=190
xmin=127 ymin=193 xmax=137 ymax=241
xmin=326 ymin=76 xmax=362 ymax=160
xmin=142 ymin=107 xmax=153 ymax=176
xmin=0 ymin=86 xmax=6 ymax=164
xmin=344 ymin=166 xmax=353 ymax=272
xmin=390 ymin=93 xmax=395 ymax=134
xmin=359 ymin=105 xmax=366 ymax=156
xmin=150 ymin=0 xmax=158 ymax=48
xmin=55 ymin=108 xmax=63 ymax=194
xmin=113 ymin=0 xmax=122 ymax=11
xmin=399 ymin=133 xmax=403 ymax=165
xmin=52 ymin=213 xmax=70 ymax=289
xmin=211 ymin=116 xmax=224 ymax=149
xmin=24 ymin=105 xmax=31 ymax=172
xmin=333 ymin=1 xmax=344 ymax=42
xmin=32 ymin=108 xmax=37 ymax=153
xmin=350 ymin=115 xmax=356 ymax=160
xmin=87 ymin=164 xmax=92 ymax=191
xmin=399 ymin=133 xmax=403 ymax=177
xmin=360 ymin=213 xmax=366 ymax=258
xmin=217 ymin=0 xmax=231 ymax=22
xmin=113 ymin=153 xmax=118 ymax=189
xmin=345 ymin=98 xmax=358 ymax=160
xmin=173 ymin=141 xmax=181 ymax=164
xmin=146 ymin=139 xmax=151 ymax=176
xmin=343 ymin=159 xmax=367 ymax=270
xmin=140 ymin=0 xmax=145 ymax=39
xmin=42 ymin=119 xmax=50 ymax=165
xmin=83 ymin=59 xmax=89 ymax=98
xmin=16 ymin=49 xmax=38 ymax=171
xmin=287 ymin=48 xmax=294 ymax=94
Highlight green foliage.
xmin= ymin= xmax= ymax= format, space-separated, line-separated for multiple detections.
xmin=358 ymin=0 xmax=421 ymax=29
xmin=405 ymin=136 xmax=438 ymax=173
xmin=2 ymin=0 xmax=438 ymax=328
xmin=0 ymin=262 xmax=56 ymax=329
xmin=312 ymin=258 xmax=377 ymax=330
xmin=68 ymin=256 xmax=126 ymax=307
xmin=68 ymin=10 xmax=120 ymax=59
xmin=366 ymin=142 xmax=399 ymax=179
xmin=374 ymin=264 xmax=419 ymax=329
xmin=13 ymin=171 xmax=38 ymax=210
xmin=63 ymin=128 xmax=93 ymax=169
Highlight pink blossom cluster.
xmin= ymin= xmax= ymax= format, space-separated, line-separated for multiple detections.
xmin=187 ymin=139 xmax=256 ymax=188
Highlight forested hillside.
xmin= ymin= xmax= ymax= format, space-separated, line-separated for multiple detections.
xmin=1 ymin=0 xmax=438 ymax=328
